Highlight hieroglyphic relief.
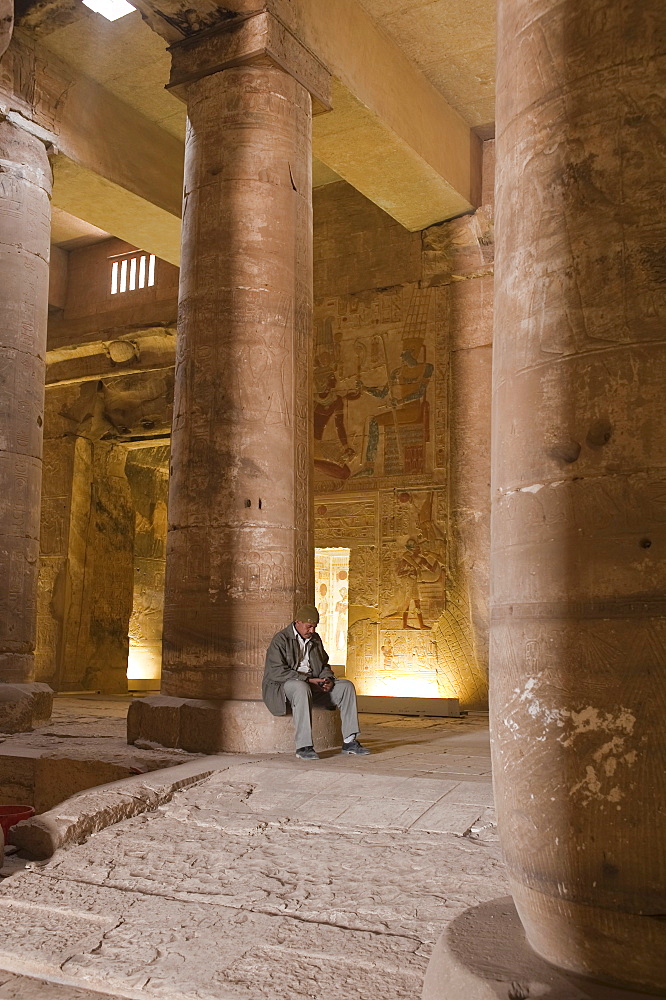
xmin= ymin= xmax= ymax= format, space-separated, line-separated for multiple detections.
xmin=314 ymin=487 xmax=453 ymax=698
xmin=314 ymin=496 xmax=376 ymax=545
xmin=348 ymin=545 xmax=378 ymax=608
xmin=376 ymin=629 xmax=441 ymax=697
xmin=379 ymin=489 xmax=447 ymax=629
xmin=0 ymin=34 xmax=74 ymax=132
xmin=313 ymin=285 xmax=442 ymax=488
xmin=346 ymin=617 xmax=379 ymax=682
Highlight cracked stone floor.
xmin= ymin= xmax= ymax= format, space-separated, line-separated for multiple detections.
xmin=0 ymin=701 xmax=506 ymax=1000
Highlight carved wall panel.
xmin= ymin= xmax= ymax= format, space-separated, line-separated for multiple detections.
xmin=310 ymin=175 xmax=495 ymax=708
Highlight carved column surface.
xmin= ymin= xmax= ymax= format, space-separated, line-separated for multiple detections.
xmin=492 ymin=0 xmax=666 ymax=993
xmin=128 ymin=15 xmax=332 ymax=753
xmin=0 ymin=116 xmax=53 ymax=730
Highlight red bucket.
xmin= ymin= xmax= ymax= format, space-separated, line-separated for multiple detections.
xmin=0 ymin=805 xmax=35 ymax=842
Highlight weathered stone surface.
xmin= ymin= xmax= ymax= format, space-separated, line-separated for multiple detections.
xmin=0 ymin=683 xmax=52 ymax=734
xmin=0 ymin=972 xmax=120 ymax=999
xmin=128 ymin=694 xmax=342 ymax=754
xmin=0 ymin=118 xmax=52 ymax=711
xmin=35 ymin=404 xmax=134 ymax=695
xmin=10 ymin=757 xmax=219 ymax=858
xmin=0 ymin=750 xmax=137 ymax=813
xmin=0 ymin=713 xmax=504 ymax=1000
xmin=492 ymin=0 xmax=666 ymax=991
xmin=167 ymin=10 xmax=331 ymax=111
xmin=46 ymin=328 xmax=176 ymax=386
xmin=0 ymin=0 xmax=11 ymax=62
xmin=126 ymin=448 xmax=168 ymax=690
xmin=356 ymin=695 xmax=459 ymax=716
xmin=162 ymin=57 xmax=314 ymax=705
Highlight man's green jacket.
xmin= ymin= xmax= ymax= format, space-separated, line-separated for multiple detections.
xmin=262 ymin=624 xmax=335 ymax=716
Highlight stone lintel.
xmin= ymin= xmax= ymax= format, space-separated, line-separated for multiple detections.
xmin=167 ymin=10 xmax=332 ymax=111
xmin=128 ymin=695 xmax=342 ymax=755
xmin=46 ymin=328 xmax=176 ymax=388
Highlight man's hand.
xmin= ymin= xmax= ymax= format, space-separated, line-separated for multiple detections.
xmin=309 ymin=677 xmax=334 ymax=693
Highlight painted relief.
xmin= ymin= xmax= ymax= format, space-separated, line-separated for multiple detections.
xmin=313 ymin=286 xmax=437 ymax=486
xmin=314 ymin=547 xmax=351 ymax=668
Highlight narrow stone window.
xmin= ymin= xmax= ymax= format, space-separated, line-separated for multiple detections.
xmin=110 ymin=252 xmax=156 ymax=295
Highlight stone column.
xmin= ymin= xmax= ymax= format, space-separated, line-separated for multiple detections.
xmin=491 ymin=0 xmax=665 ymax=993
xmin=0 ymin=116 xmax=53 ymax=731
xmin=128 ymin=15 xmax=335 ymax=753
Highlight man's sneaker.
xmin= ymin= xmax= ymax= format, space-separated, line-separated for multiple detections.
xmin=296 ymin=746 xmax=320 ymax=760
xmin=341 ymin=738 xmax=370 ymax=755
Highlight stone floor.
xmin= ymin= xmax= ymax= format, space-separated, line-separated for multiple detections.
xmin=0 ymin=695 xmax=200 ymax=770
xmin=0 ymin=700 xmax=506 ymax=999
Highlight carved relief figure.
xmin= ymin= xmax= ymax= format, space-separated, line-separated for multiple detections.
xmin=395 ymin=537 xmax=437 ymax=630
xmin=313 ymin=286 xmax=436 ymax=485
xmin=354 ymin=336 xmax=433 ymax=478
xmin=334 ymin=585 xmax=348 ymax=650
xmin=313 ymin=350 xmax=361 ymax=480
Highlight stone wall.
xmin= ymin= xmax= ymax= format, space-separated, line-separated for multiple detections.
xmin=38 ymin=237 xmax=176 ymax=695
xmin=36 ymin=383 xmax=135 ymax=693
xmin=312 ymin=141 xmax=494 ymax=708
xmin=48 ymin=237 xmax=179 ymax=351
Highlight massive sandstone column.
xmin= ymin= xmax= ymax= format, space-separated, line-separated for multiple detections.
xmin=128 ymin=15 xmax=334 ymax=752
xmin=491 ymin=0 xmax=665 ymax=992
xmin=0 ymin=117 xmax=53 ymax=731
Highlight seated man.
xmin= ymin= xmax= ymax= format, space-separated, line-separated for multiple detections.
xmin=262 ymin=605 xmax=370 ymax=759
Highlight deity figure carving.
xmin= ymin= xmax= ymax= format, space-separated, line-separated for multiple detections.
xmin=354 ymin=336 xmax=433 ymax=478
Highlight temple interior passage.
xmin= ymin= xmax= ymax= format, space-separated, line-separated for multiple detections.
xmin=0 ymin=0 xmax=664 ymax=996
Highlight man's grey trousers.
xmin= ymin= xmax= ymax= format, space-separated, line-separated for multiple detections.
xmin=283 ymin=677 xmax=360 ymax=748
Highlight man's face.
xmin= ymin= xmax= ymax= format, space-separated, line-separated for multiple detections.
xmin=295 ymin=620 xmax=317 ymax=639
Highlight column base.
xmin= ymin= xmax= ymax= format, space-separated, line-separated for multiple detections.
xmin=127 ymin=695 xmax=343 ymax=754
xmin=0 ymin=683 xmax=53 ymax=734
xmin=511 ymin=881 xmax=666 ymax=996
xmin=422 ymin=896 xmax=665 ymax=1000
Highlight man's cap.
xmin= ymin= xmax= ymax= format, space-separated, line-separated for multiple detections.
xmin=295 ymin=604 xmax=320 ymax=625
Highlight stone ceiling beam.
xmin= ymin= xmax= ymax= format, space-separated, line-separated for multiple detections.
xmin=296 ymin=0 xmax=482 ymax=228
xmin=7 ymin=0 xmax=481 ymax=244
xmin=51 ymin=158 xmax=181 ymax=265
xmin=130 ymin=0 xmax=482 ymax=229
xmin=0 ymin=30 xmax=183 ymax=262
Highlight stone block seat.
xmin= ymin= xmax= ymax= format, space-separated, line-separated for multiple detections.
xmin=127 ymin=695 xmax=342 ymax=754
